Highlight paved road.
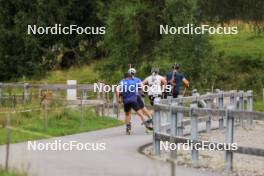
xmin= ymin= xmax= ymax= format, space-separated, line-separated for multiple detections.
xmin=0 ymin=114 xmax=222 ymax=176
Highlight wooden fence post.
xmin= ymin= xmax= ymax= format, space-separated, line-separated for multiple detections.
xmin=82 ymin=90 xmax=87 ymax=100
xmin=12 ymin=95 xmax=17 ymax=109
xmin=113 ymin=92 xmax=119 ymax=119
xmin=205 ymin=92 xmax=212 ymax=132
xmin=5 ymin=114 xmax=11 ymax=171
xmin=177 ymin=95 xmax=184 ymax=137
xmin=225 ymin=105 xmax=235 ymax=174
xmin=23 ymin=82 xmax=29 ymax=105
xmin=107 ymin=92 xmax=110 ymax=116
xmin=238 ymin=91 xmax=244 ymax=127
xmin=153 ymin=108 xmax=161 ymax=156
xmin=0 ymin=82 xmax=3 ymax=103
xmin=43 ymin=100 xmax=48 ymax=130
xmin=102 ymin=84 xmax=105 ymax=116
xmin=247 ymin=90 xmax=253 ymax=126
xmin=219 ymin=91 xmax=224 ymax=130
xmin=80 ymin=91 xmax=84 ymax=128
xmin=190 ymin=101 xmax=198 ymax=167
xmin=263 ymin=88 xmax=264 ymax=102
xmin=53 ymin=88 xmax=59 ymax=117
xmin=96 ymin=82 xmax=100 ymax=116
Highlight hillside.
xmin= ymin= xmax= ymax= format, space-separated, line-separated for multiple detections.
xmin=18 ymin=29 xmax=263 ymax=96
xmin=211 ymin=29 xmax=264 ymax=58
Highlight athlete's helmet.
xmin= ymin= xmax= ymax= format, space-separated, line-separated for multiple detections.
xmin=172 ymin=63 xmax=180 ymax=69
xmin=128 ymin=68 xmax=136 ymax=75
xmin=151 ymin=67 xmax=159 ymax=74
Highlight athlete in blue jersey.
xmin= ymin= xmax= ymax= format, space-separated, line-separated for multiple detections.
xmin=166 ymin=64 xmax=189 ymax=98
xmin=116 ymin=72 xmax=153 ymax=134
xmin=128 ymin=68 xmax=153 ymax=124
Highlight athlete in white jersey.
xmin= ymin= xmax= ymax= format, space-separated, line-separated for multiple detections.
xmin=142 ymin=67 xmax=166 ymax=106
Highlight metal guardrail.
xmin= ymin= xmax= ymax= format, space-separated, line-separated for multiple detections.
xmin=152 ymin=90 xmax=264 ymax=175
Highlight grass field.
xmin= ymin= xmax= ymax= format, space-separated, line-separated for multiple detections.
xmin=0 ymin=107 xmax=123 ymax=145
xmin=0 ymin=168 xmax=26 ymax=176
xmin=210 ymin=29 xmax=264 ymax=59
xmin=20 ymin=64 xmax=99 ymax=84
xmin=254 ymin=101 xmax=264 ymax=112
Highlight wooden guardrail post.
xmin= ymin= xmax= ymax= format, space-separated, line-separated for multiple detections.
xmin=229 ymin=90 xmax=236 ymax=107
xmin=219 ymin=91 xmax=224 ymax=130
xmin=225 ymin=105 xmax=235 ymax=174
xmin=5 ymin=114 xmax=11 ymax=171
xmin=238 ymin=91 xmax=244 ymax=127
xmin=166 ymin=96 xmax=172 ymax=133
xmin=247 ymin=90 xmax=253 ymax=126
xmin=153 ymin=108 xmax=161 ymax=155
xmin=177 ymin=95 xmax=184 ymax=136
xmin=170 ymin=102 xmax=178 ymax=159
xmin=215 ymin=89 xmax=220 ymax=107
xmin=170 ymin=103 xmax=177 ymax=176
xmin=23 ymin=82 xmax=29 ymax=105
xmin=190 ymin=100 xmax=198 ymax=167
xmin=205 ymin=92 xmax=212 ymax=132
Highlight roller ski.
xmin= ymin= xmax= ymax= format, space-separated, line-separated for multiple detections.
xmin=126 ymin=122 xmax=132 ymax=135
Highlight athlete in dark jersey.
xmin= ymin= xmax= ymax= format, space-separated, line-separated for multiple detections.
xmin=166 ymin=64 xmax=189 ymax=98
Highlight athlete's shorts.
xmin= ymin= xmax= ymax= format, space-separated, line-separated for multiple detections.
xmin=137 ymin=96 xmax=145 ymax=109
xmin=165 ymin=90 xmax=179 ymax=98
xmin=172 ymin=91 xmax=179 ymax=98
xmin=148 ymin=95 xmax=162 ymax=106
xmin=124 ymin=101 xmax=140 ymax=113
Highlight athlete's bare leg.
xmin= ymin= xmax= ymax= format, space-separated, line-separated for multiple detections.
xmin=142 ymin=107 xmax=152 ymax=118
xmin=135 ymin=109 xmax=146 ymax=123
xmin=125 ymin=111 xmax=132 ymax=124
xmin=136 ymin=109 xmax=153 ymax=130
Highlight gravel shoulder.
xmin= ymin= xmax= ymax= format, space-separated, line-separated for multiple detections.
xmin=143 ymin=120 xmax=264 ymax=176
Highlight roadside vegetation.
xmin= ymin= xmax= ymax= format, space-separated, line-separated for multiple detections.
xmin=0 ymin=107 xmax=123 ymax=145
xmin=0 ymin=168 xmax=26 ymax=176
xmin=254 ymin=101 xmax=264 ymax=112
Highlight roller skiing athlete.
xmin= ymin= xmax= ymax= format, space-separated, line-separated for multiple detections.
xmin=116 ymin=72 xmax=153 ymax=135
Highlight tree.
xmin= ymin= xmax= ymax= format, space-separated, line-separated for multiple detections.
xmin=0 ymin=0 xmax=107 ymax=81
xmin=100 ymin=0 xmax=212 ymax=87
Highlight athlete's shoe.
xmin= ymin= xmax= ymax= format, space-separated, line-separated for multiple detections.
xmin=142 ymin=120 xmax=153 ymax=131
xmin=126 ymin=122 xmax=131 ymax=135
xmin=146 ymin=118 xmax=153 ymax=125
